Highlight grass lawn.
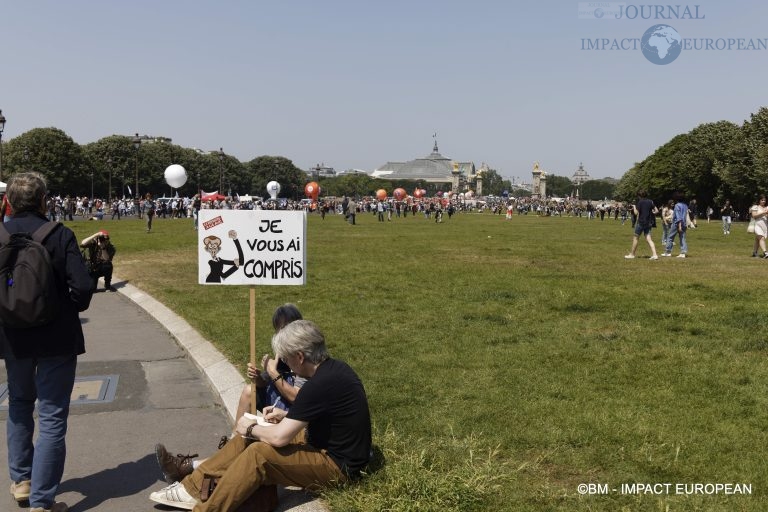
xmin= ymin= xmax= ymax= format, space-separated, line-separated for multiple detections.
xmin=68 ymin=210 xmax=768 ymax=511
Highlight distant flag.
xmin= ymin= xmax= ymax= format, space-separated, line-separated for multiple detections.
xmin=127 ymin=185 xmax=132 ymax=196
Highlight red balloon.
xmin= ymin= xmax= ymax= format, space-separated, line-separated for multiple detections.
xmin=413 ymin=189 xmax=424 ymax=198
xmin=305 ymin=182 xmax=319 ymax=200
xmin=376 ymin=189 xmax=387 ymax=201
xmin=393 ymin=188 xmax=407 ymax=201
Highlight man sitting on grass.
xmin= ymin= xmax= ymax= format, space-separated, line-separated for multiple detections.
xmin=148 ymin=320 xmax=372 ymax=511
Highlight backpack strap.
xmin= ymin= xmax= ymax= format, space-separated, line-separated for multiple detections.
xmin=31 ymin=221 xmax=61 ymax=244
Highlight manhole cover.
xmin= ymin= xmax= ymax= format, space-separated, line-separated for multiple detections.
xmin=0 ymin=374 xmax=119 ymax=409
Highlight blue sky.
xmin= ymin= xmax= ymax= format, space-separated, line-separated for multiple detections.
xmin=2 ymin=0 xmax=767 ymax=182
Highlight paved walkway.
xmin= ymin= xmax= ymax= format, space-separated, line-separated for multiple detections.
xmin=0 ymin=277 xmax=326 ymax=512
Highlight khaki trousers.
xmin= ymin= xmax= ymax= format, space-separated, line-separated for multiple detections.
xmin=182 ymin=434 xmax=346 ymax=512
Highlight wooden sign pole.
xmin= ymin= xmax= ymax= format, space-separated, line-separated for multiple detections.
xmin=249 ymin=286 xmax=257 ymax=414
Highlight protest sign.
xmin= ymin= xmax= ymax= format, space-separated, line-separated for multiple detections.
xmin=198 ymin=209 xmax=306 ymax=286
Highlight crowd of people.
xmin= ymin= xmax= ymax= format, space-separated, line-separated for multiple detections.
xmin=5 ymin=171 xmax=768 ymax=512
xmin=619 ymin=190 xmax=768 ymax=260
xmin=0 ymin=172 xmax=373 ymax=512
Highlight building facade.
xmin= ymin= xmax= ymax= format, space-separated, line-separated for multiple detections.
xmin=371 ymin=141 xmax=481 ymax=194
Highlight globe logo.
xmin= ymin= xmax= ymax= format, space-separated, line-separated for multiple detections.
xmin=641 ymin=24 xmax=682 ymax=65
xmin=594 ymin=8 xmax=605 ymax=18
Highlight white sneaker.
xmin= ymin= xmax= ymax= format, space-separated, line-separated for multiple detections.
xmin=661 ymin=253 xmax=671 ymax=257
xmin=677 ymin=254 xmax=686 ymax=258
xmin=624 ymin=254 xmax=635 ymax=259
xmin=649 ymin=255 xmax=659 ymax=260
xmin=149 ymin=482 xmax=197 ymax=510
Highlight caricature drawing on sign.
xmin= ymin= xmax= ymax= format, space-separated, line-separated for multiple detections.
xmin=203 ymin=229 xmax=245 ymax=283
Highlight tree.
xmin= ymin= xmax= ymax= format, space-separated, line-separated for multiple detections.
xmin=479 ymin=168 xmax=501 ymax=195
xmin=82 ymin=135 xmax=138 ymax=199
xmin=4 ymin=128 xmax=85 ymax=195
xmin=246 ymin=156 xmax=306 ymax=200
xmin=477 ymin=168 xmax=512 ymax=196
xmin=579 ymin=179 xmax=616 ymax=201
xmin=616 ymin=119 xmax=748 ymax=209
xmin=613 ymin=163 xmax=643 ymax=202
xmin=545 ymin=175 xmax=574 ymax=197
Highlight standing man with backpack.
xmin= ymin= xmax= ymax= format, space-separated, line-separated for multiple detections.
xmin=0 ymin=172 xmax=93 ymax=512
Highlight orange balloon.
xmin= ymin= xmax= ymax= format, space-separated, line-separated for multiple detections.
xmin=413 ymin=189 xmax=423 ymax=198
xmin=376 ymin=189 xmax=387 ymax=201
xmin=304 ymin=182 xmax=319 ymax=199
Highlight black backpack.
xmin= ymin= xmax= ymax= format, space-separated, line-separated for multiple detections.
xmin=0 ymin=222 xmax=60 ymax=328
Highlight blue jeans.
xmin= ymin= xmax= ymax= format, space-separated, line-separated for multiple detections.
xmin=722 ymin=216 xmax=731 ymax=233
xmin=5 ymin=355 xmax=77 ymax=508
xmin=661 ymin=223 xmax=671 ymax=245
xmin=666 ymin=228 xmax=688 ymax=254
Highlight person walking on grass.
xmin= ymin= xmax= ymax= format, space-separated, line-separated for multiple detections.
xmin=662 ymin=192 xmax=689 ymax=258
xmin=721 ymin=199 xmax=734 ymax=235
xmin=660 ymin=199 xmax=674 ymax=247
xmin=750 ymin=194 xmax=768 ymax=258
xmin=145 ymin=192 xmax=157 ymax=233
xmin=625 ymin=189 xmax=659 ymax=260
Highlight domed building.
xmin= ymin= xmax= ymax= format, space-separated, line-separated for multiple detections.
xmin=571 ymin=162 xmax=591 ymax=185
xmin=371 ymin=140 xmax=479 ymax=194
xmin=571 ymin=162 xmax=591 ymax=197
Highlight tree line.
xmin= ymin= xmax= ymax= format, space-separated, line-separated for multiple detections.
xmin=1 ymin=126 xmax=625 ymax=201
xmin=1 ymin=127 xmax=534 ymax=200
xmin=2 ymin=128 xmax=517 ymax=200
xmin=1 ymin=129 xmax=310 ymax=199
xmin=614 ymin=106 xmax=768 ymax=213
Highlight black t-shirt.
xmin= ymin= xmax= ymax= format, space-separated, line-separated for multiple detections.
xmin=636 ymin=198 xmax=655 ymax=227
xmin=286 ymin=358 xmax=372 ymax=476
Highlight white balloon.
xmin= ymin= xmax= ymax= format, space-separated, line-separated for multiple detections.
xmin=266 ymin=181 xmax=281 ymax=200
xmin=164 ymin=164 xmax=188 ymax=188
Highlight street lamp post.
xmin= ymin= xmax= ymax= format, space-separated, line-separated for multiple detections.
xmin=132 ymin=133 xmax=142 ymax=197
xmin=218 ymin=147 xmax=225 ymax=196
xmin=90 ymin=170 xmax=94 ymax=202
xmin=132 ymin=133 xmax=141 ymax=217
xmin=106 ymin=157 xmax=112 ymax=201
xmin=0 ymin=110 xmax=6 ymax=181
